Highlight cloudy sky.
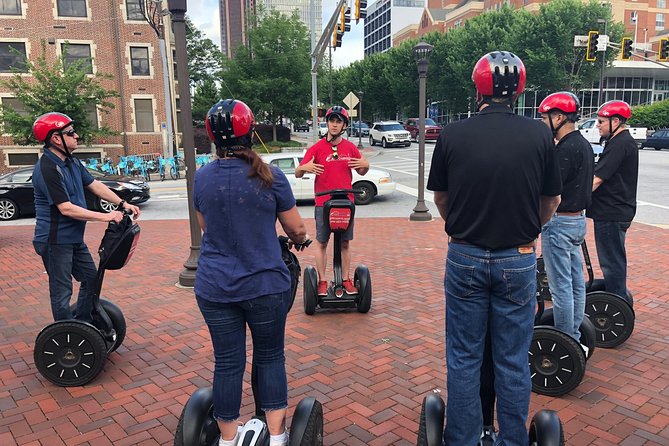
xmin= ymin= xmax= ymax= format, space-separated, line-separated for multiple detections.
xmin=186 ymin=0 xmax=365 ymax=68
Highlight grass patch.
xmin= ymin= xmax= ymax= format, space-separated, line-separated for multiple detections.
xmin=253 ymin=139 xmax=304 ymax=154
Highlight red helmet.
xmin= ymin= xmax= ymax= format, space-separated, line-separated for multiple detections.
xmin=33 ymin=112 xmax=74 ymax=143
xmin=538 ymin=92 xmax=580 ymax=114
xmin=472 ymin=51 xmax=526 ymax=100
xmin=206 ymin=99 xmax=255 ymax=145
xmin=325 ymin=105 xmax=349 ymax=126
xmin=597 ymin=100 xmax=632 ymax=120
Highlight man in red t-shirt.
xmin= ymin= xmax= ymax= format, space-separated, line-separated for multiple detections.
xmin=296 ymin=106 xmax=369 ymax=296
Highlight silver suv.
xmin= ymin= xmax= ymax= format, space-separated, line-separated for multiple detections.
xmin=369 ymin=121 xmax=411 ymax=148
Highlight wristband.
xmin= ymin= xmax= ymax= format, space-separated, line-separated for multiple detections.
xmin=118 ymin=200 xmax=126 ymax=209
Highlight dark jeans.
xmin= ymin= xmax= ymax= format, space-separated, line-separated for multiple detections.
xmin=593 ymin=220 xmax=632 ymax=298
xmin=196 ymin=290 xmax=291 ymax=421
xmin=33 ymin=241 xmax=97 ymax=323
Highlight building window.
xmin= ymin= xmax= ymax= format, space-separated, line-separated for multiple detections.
xmin=659 ymin=0 xmax=666 ymax=9
xmin=1 ymin=96 xmax=28 ymax=132
xmin=657 ymin=13 xmax=665 ymax=30
xmin=126 ymin=0 xmax=144 ymax=20
xmin=57 ymin=0 xmax=87 ymax=17
xmin=0 ymin=41 xmax=27 ymax=72
xmin=0 ymin=0 xmax=21 ymax=15
xmin=61 ymin=43 xmax=92 ymax=74
xmin=134 ymin=98 xmax=154 ymax=132
xmin=130 ymin=46 xmax=150 ymax=76
xmin=84 ymin=102 xmax=98 ymax=129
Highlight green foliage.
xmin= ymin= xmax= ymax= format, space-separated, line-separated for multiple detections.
xmin=192 ymin=78 xmax=220 ymax=123
xmin=629 ymin=100 xmax=669 ymax=129
xmin=186 ymin=17 xmax=225 ymax=87
xmin=223 ymin=9 xmax=311 ymax=140
xmin=0 ymin=41 xmax=118 ymax=145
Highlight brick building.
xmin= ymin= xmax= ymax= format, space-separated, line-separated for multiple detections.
xmin=0 ymin=0 xmax=178 ymax=174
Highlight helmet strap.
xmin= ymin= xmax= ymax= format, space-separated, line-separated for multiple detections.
xmin=549 ymin=113 xmax=567 ymax=138
xmin=46 ymin=130 xmax=74 ymax=159
xmin=604 ymin=118 xmax=622 ymax=142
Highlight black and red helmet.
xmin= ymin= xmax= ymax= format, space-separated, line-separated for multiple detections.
xmin=206 ymin=99 xmax=255 ymax=146
xmin=597 ymin=100 xmax=632 ymax=120
xmin=32 ymin=112 xmax=74 ymax=143
xmin=325 ymin=105 xmax=349 ymax=126
xmin=539 ymin=92 xmax=580 ymax=115
xmin=472 ymin=51 xmax=526 ymax=102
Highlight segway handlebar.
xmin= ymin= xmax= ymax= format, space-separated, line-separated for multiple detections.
xmin=278 ymin=235 xmax=312 ymax=252
xmin=315 ymin=188 xmax=362 ymax=198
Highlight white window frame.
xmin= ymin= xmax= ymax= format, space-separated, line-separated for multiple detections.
xmin=122 ymin=0 xmax=145 ymax=22
xmin=126 ymin=43 xmax=154 ymax=79
xmin=0 ymin=0 xmax=27 ymax=19
xmin=3 ymin=148 xmax=41 ymax=167
xmin=659 ymin=0 xmax=666 ymax=9
xmin=56 ymin=39 xmax=96 ymax=76
xmin=657 ymin=13 xmax=665 ymax=31
xmin=131 ymin=95 xmax=157 ymax=133
xmin=53 ymin=0 xmax=91 ymax=21
xmin=0 ymin=37 xmax=30 ymax=76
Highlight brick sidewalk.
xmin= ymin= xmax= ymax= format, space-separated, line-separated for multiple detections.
xmin=1 ymin=218 xmax=668 ymax=445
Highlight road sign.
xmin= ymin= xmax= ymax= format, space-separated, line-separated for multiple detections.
xmin=574 ymin=35 xmax=588 ymax=47
xmin=343 ymin=91 xmax=359 ymax=109
xmin=349 ymin=109 xmax=358 ymax=117
xmin=574 ymin=34 xmax=608 ymax=50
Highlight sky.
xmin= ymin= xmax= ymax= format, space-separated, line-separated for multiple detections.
xmin=186 ymin=0 xmax=365 ymax=68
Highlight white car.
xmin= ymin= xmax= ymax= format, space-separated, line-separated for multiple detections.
xmin=318 ymin=122 xmax=328 ymax=138
xmin=260 ymin=152 xmax=396 ymax=205
xmin=369 ymin=121 xmax=411 ymax=148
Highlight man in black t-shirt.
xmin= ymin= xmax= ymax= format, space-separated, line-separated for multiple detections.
xmin=538 ymin=92 xmax=594 ymax=346
xmin=427 ymin=51 xmax=561 ymax=446
xmin=586 ymin=100 xmax=639 ymax=299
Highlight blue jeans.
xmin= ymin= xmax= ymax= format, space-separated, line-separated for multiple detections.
xmin=33 ymin=242 xmax=97 ymax=323
xmin=444 ymin=243 xmax=536 ymax=446
xmin=541 ymin=214 xmax=587 ymax=342
xmin=196 ymin=290 xmax=291 ymax=421
xmin=593 ymin=220 xmax=631 ymax=299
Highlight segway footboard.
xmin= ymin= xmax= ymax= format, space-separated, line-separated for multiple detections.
xmin=416 ymin=394 xmax=445 ymax=446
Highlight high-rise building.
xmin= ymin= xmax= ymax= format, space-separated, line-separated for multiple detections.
xmin=258 ymin=0 xmax=322 ymax=38
xmin=364 ymin=0 xmax=426 ymax=56
xmin=219 ymin=0 xmax=255 ymax=58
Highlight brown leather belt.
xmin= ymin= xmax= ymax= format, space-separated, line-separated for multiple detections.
xmin=555 ymin=210 xmax=584 ymax=216
xmin=449 ymin=237 xmax=536 ymax=250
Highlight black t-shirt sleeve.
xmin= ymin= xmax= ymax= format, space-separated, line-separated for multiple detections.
xmin=595 ymin=141 xmax=625 ymax=181
xmin=542 ymin=137 xmax=562 ymax=197
xmin=40 ymin=161 xmax=70 ymax=205
xmin=427 ymin=133 xmax=448 ymax=191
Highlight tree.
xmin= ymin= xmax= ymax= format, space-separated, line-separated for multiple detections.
xmin=0 ymin=41 xmax=118 ymax=145
xmin=192 ymin=78 xmax=220 ymax=123
xmin=224 ymin=9 xmax=311 ymax=141
xmin=186 ymin=17 xmax=226 ymax=88
xmin=629 ymin=100 xmax=669 ymax=129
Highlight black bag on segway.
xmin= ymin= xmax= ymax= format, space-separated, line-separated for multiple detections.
xmin=279 ymin=236 xmax=301 ymax=309
xmin=98 ymin=215 xmax=141 ymax=270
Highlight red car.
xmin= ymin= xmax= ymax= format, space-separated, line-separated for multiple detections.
xmin=404 ymin=118 xmax=442 ymax=141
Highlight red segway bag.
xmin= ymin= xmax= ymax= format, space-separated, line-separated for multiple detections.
xmin=323 ymin=199 xmax=355 ymax=233
xmin=97 ymin=214 xmax=141 ymax=270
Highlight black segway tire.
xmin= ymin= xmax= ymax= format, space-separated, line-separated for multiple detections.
xmin=354 ymin=265 xmax=372 ymax=313
xmin=529 ymin=409 xmax=564 ymax=446
xmin=303 ymin=267 xmax=318 ymax=315
xmin=536 ymin=308 xmax=596 ymax=361
xmin=288 ymin=397 xmax=323 ymax=446
xmin=69 ymin=299 xmax=126 ymax=353
xmin=416 ymin=394 xmax=445 ymax=446
xmin=586 ymin=279 xmax=634 ymax=307
xmin=584 ymin=291 xmax=635 ymax=348
xmin=174 ymin=387 xmax=219 ymax=446
xmin=529 ymin=326 xmax=586 ymax=397
xmin=34 ymin=321 xmax=108 ymax=387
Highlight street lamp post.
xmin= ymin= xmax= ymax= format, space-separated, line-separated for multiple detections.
xmin=409 ymin=42 xmax=433 ymax=222
xmin=357 ymin=91 xmax=363 ymax=150
xmin=168 ymin=0 xmax=201 ymax=287
xmin=597 ymin=18 xmax=608 ymax=105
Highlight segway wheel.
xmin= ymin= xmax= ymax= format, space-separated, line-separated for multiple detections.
xmin=34 ymin=321 xmax=108 ymax=387
xmin=303 ymin=266 xmax=318 ymax=316
xmin=586 ymin=279 xmax=634 ymax=307
xmin=288 ymin=397 xmax=323 ymax=446
xmin=529 ymin=409 xmax=564 ymax=446
xmin=416 ymin=394 xmax=445 ymax=446
xmin=536 ymin=308 xmax=596 ymax=361
xmin=529 ymin=326 xmax=586 ymax=397
xmin=584 ymin=291 xmax=635 ymax=348
xmin=70 ymin=299 xmax=126 ymax=353
xmin=174 ymin=387 xmax=219 ymax=446
xmin=354 ymin=265 xmax=372 ymax=314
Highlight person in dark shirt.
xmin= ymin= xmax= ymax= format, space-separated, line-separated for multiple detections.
xmin=538 ymin=92 xmax=594 ymax=345
xmin=586 ymin=100 xmax=639 ymax=299
xmin=31 ymin=112 xmax=140 ymax=323
xmin=427 ymin=51 xmax=561 ymax=446
xmin=194 ymin=99 xmax=307 ymax=446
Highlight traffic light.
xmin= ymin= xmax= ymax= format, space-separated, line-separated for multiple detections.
xmin=355 ymin=0 xmax=367 ymax=22
xmin=586 ymin=30 xmax=599 ymax=62
xmin=660 ymin=38 xmax=669 ymax=61
xmin=340 ymin=6 xmax=351 ymax=33
xmin=332 ymin=27 xmax=343 ymax=48
xmin=621 ymin=37 xmax=633 ymax=60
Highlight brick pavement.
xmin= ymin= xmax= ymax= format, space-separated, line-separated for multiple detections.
xmin=1 ymin=218 xmax=668 ymax=446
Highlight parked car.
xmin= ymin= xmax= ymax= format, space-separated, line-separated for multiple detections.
xmin=369 ymin=121 xmax=411 ymax=148
xmin=640 ymin=129 xmax=669 ymax=150
xmin=403 ymin=117 xmax=442 ymax=141
xmin=260 ymin=152 xmax=396 ymax=205
xmin=347 ymin=121 xmax=370 ymax=138
xmin=0 ymin=166 xmax=150 ymax=221
xmin=578 ymin=118 xmax=646 ymax=147
xmin=318 ymin=122 xmax=328 ymax=138
xmin=293 ymin=122 xmax=310 ymax=132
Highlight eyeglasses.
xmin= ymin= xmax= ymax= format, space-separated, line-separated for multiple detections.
xmin=331 ymin=145 xmax=338 ymax=160
xmin=63 ymin=129 xmax=77 ymax=137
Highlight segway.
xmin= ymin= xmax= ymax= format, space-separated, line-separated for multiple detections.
xmin=33 ymin=208 xmax=140 ymax=387
xmin=581 ymin=241 xmax=635 ymax=348
xmin=174 ymin=237 xmax=323 ymax=446
xmin=302 ymin=189 xmax=371 ymax=315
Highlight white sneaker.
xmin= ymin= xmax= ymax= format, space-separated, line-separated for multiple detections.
xmin=269 ymin=429 xmax=289 ymax=446
xmin=580 ymin=343 xmax=590 ymax=358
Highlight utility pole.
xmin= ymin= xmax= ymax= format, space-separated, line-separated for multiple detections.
xmin=597 ymin=19 xmax=608 ymax=105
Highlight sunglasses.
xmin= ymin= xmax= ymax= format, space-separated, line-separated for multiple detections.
xmin=331 ymin=145 xmax=338 ymax=160
xmin=62 ymin=129 xmax=77 ymax=137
